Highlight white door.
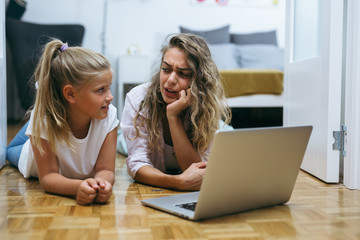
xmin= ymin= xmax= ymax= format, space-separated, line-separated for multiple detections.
xmin=0 ymin=0 xmax=7 ymax=169
xmin=343 ymin=0 xmax=360 ymax=190
xmin=283 ymin=0 xmax=344 ymax=182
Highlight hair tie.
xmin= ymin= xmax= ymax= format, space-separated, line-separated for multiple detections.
xmin=60 ymin=43 xmax=68 ymax=52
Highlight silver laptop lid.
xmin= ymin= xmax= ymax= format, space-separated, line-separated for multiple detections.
xmin=193 ymin=125 xmax=312 ymax=220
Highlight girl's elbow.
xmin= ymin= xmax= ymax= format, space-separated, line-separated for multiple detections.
xmin=38 ymin=178 xmax=51 ymax=193
xmin=38 ymin=174 xmax=55 ymax=193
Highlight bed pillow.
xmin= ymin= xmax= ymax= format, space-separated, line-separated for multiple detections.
xmin=208 ymin=43 xmax=239 ymax=70
xmin=236 ymin=44 xmax=284 ymax=70
xmin=231 ymin=30 xmax=277 ymax=46
xmin=179 ymin=25 xmax=230 ymax=44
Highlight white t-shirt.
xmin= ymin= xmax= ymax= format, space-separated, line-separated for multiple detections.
xmin=18 ymin=104 xmax=119 ymax=179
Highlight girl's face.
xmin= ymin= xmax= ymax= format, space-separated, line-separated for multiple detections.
xmin=160 ymin=47 xmax=192 ymax=104
xmin=72 ymin=69 xmax=113 ymax=120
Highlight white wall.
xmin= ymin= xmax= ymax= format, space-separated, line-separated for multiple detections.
xmin=23 ymin=0 xmax=285 ymax=61
xmin=21 ymin=0 xmax=285 ymax=107
xmin=22 ymin=0 xmax=104 ymax=53
xmin=106 ymin=0 xmax=285 ymax=63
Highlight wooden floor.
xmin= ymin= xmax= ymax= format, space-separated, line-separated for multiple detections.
xmin=1 ymin=124 xmax=360 ymax=240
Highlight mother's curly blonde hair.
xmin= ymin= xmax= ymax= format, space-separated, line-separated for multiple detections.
xmin=133 ymin=33 xmax=231 ymax=156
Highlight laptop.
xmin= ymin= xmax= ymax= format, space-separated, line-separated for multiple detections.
xmin=141 ymin=125 xmax=313 ymax=221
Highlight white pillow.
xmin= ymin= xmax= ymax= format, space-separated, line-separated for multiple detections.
xmin=208 ymin=43 xmax=240 ymax=70
xmin=236 ymin=44 xmax=284 ymax=70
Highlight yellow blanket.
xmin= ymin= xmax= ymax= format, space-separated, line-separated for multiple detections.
xmin=219 ymin=69 xmax=283 ymax=98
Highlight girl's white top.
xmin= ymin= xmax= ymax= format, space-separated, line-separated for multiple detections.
xmin=18 ymin=104 xmax=119 ymax=179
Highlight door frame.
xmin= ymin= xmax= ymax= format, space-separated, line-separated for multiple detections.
xmin=343 ymin=0 xmax=360 ymax=190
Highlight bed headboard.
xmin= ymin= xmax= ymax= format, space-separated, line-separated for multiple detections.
xmin=179 ymin=25 xmax=284 ymax=71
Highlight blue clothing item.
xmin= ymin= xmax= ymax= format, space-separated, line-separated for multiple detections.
xmin=6 ymin=121 xmax=29 ymax=168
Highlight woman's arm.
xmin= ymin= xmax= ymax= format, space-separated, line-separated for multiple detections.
xmin=166 ymin=89 xmax=201 ymax=171
xmin=135 ymin=162 xmax=207 ymax=191
xmin=167 ymin=114 xmax=201 ymax=171
xmin=121 ymin=85 xmax=206 ymax=190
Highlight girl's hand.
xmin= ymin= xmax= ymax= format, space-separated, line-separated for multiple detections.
xmin=176 ymin=162 xmax=207 ymax=191
xmin=94 ymin=178 xmax=113 ymax=203
xmin=76 ymin=178 xmax=99 ymax=205
xmin=166 ymin=88 xmax=191 ymax=118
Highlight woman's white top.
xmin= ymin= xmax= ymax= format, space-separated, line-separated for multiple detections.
xmin=18 ymin=104 xmax=119 ymax=179
xmin=120 ymin=83 xmax=209 ymax=179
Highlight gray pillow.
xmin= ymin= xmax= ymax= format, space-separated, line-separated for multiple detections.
xmin=208 ymin=43 xmax=239 ymax=70
xmin=236 ymin=44 xmax=284 ymax=70
xmin=179 ymin=25 xmax=230 ymax=44
xmin=231 ymin=30 xmax=277 ymax=46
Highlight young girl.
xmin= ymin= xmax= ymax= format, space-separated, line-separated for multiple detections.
xmin=120 ymin=33 xmax=231 ymax=191
xmin=6 ymin=39 xmax=118 ymax=205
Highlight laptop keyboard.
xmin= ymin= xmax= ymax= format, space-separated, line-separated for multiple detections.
xmin=175 ymin=202 xmax=197 ymax=211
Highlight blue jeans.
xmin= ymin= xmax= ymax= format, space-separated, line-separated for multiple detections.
xmin=6 ymin=121 xmax=29 ymax=168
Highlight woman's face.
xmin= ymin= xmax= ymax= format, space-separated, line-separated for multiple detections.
xmin=160 ymin=47 xmax=192 ymax=104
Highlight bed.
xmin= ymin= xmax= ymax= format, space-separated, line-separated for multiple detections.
xmin=219 ymin=69 xmax=283 ymax=106
xmin=180 ymin=25 xmax=285 ymax=109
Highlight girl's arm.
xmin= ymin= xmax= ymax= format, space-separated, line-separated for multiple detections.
xmin=166 ymin=89 xmax=201 ymax=171
xmin=30 ymin=137 xmax=96 ymax=198
xmin=93 ymin=127 xmax=117 ymax=203
xmin=94 ymin=127 xmax=117 ymax=184
xmin=135 ymin=162 xmax=207 ymax=191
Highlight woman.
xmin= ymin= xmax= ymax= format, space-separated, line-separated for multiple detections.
xmin=120 ymin=33 xmax=231 ymax=190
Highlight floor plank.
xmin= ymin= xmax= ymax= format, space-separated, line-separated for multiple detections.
xmin=2 ymin=124 xmax=360 ymax=239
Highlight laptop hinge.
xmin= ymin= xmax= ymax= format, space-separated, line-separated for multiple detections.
xmin=333 ymin=124 xmax=347 ymax=156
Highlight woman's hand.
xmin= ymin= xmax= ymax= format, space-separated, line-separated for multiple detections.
xmin=176 ymin=162 xmax=207 ymax=191
xmin=166 ymin=88 xmax=191 ymax=119
xmin=94 ymin=178 xmax=113 ymax=204
xmin=133 ymin=163 xmax=207 ymax=191
xmin=76 ymin=178 xmax=99 ymax=205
